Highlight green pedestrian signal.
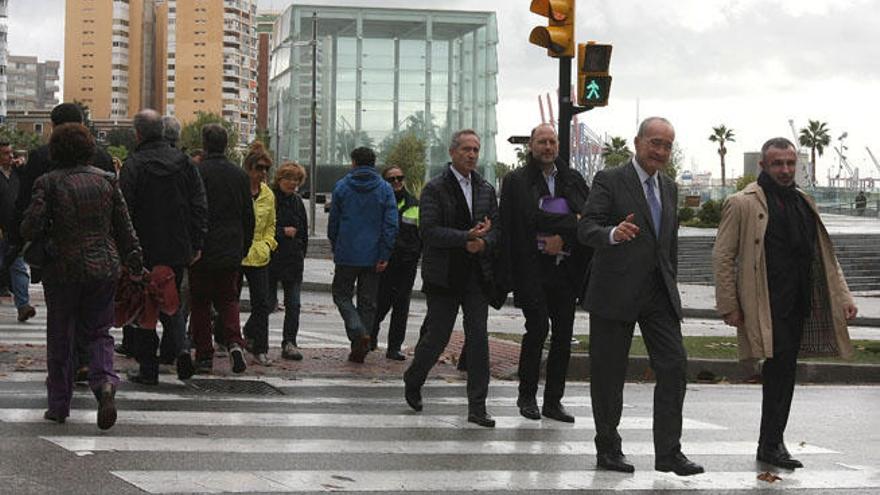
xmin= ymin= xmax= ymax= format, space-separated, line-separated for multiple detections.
xmin=577 ymin=42 xmax=612 ymax=107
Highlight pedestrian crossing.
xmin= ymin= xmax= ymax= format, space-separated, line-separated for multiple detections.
xmin=0 ymin=375 xmax=877 ymax=493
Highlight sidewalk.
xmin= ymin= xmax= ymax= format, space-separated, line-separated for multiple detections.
xmin=302 ymin=258 xmax=880 ymax=327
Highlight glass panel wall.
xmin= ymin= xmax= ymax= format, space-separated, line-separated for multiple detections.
xmin=269 ymin=6 xmax=498 ymax=191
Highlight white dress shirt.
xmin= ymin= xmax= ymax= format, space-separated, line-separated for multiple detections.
xmin=449 ymin=164 xmax=473 ymax=216
xmin=609 ymin=158 xmax=661 ymax=244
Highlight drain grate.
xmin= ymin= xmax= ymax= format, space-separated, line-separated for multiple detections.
xmin=186 ymin=378 xmax=284 ymax=396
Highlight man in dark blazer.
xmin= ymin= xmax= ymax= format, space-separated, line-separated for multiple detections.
xmin=497 ymin=124 xmax=591 ymax=423
xmin=578 ymin=117 xmax=703 ymax=476
xmin=403 ymin=129 xmax=499 ymax=427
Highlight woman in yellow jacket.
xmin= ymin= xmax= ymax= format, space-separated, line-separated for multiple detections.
xmin=240 ymin=143 xmax=278 ymax=366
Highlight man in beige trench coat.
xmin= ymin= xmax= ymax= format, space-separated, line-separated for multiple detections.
xmin=713 ymin=137 xmax=857 ymax=470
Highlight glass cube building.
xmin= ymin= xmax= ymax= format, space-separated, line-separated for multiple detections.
xmin=269 ymin=5 xmax=498 ymax=190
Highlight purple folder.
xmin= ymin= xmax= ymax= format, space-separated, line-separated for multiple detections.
xmin=536 ymin=196 xmax=571 ymax=255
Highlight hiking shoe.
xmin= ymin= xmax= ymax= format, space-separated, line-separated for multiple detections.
xmin=254 ymin=353 xmax=273 ymax=366
xmin=17 ymin=304 xmax=36 ymax=322
xmin=229 ymin=345 xmax=247 ymax=374
xmin=282 ymin=342 xmax=303 ymax=361
xmin=177 ymin=352 xmax=195 ymax=380
xmin=96 ymin=382 xmax=117 ymax=430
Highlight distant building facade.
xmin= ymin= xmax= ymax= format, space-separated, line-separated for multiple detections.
xmin=256 ymin=12 xmax=278 ymax=132
xmin=269 ymin=5 xmax=499 ymax=188
xmin=0 ymin=0 xmax=8 ymax=123
xmin=6 ymin=56 xmax=60 ymax=111
xmin=63 ymin=0 xmax=258 ymax=143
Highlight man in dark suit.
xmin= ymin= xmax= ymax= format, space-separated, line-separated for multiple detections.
xmin=403 ymin=129 xmax=499 ymax=427
xmin=578 ymin=117 xmax=703 ymax=476
xmin=497 ymin=124 xmax=590 ymax=423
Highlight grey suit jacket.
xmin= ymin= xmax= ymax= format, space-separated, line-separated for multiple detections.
xmin=577 ymin=160 xmax=681 ymax=321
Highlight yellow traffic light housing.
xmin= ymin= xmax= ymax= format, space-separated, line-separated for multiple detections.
xmin=577 ymin=42 xmax=612 ymax=106
xmin=529 ymin=0 xmax=576 ymax=58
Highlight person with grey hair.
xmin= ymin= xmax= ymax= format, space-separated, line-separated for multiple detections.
xmin=713 ymin=137 xmax=857 ymax=470
xmin=578 ymin=117 xmax=703 ymax=476
xmin=403 ymin=129 xmax=499 ymax=427
xmin=119 ymin=109 xmax=208 ymax=384
xmin=162 ymin=115 xmax=182 ymax=148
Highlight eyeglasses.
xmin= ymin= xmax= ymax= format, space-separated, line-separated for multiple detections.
xmin=385 ymin=175 xmax=405 ymax=183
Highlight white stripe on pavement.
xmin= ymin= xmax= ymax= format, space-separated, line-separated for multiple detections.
xmin=44 ymin=437 xmax=837 ymax=456
xmin=0 ymin=409 xmax=725 ymax=430
xmin=110 ymin=468 xmax=880 ymax=493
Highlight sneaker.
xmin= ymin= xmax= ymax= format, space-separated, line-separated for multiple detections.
xmin=282 ymin=342 xmax=303 ymax=361
xmin=229 ymin=345 xmax=247 ymax=374
xmin=177 ymin=352 xmax=195 ymax=380
xmin=254 ymin=353 xmax=273 ymax=366
xmin=17 ymin=304 xmax=36 ymax=322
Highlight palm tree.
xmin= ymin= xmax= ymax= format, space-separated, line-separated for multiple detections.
xmin=708 ymin=125 xmax=735 ymax=190
xmin=798 ymin=120 xmax=831 ymax=186
xmin=601 ymin=136 xmax=632 ymax=168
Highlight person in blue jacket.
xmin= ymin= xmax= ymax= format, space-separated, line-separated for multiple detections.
xmin=327 ymin=147 xmax=398 ymax=363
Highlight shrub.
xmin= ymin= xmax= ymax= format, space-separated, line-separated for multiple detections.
xmin=697 ymin=199 xmax=722 ymax=227
xmin=678 ymin=206 xmax=695 ymax=223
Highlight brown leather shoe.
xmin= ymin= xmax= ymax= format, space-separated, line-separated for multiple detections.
xmin=96 ymin=382 xmax=117 ymax=430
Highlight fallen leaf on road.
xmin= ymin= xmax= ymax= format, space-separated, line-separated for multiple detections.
xmin=331 ymin=475 xmax=355 ymax=482
xmin=799 ymin=441 xmax=806 ymax=447
xmin=757 ymin=472 xmax=782 ymax=483
xmin=321 ymin=484 xmax=343 ymax=489
xmin=15 ymin=357 xmax=34 ymax=369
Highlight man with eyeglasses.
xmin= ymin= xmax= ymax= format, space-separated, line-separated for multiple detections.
xmin=577 ymin=117 xmax=703 ymax=476
xmin=496 ymin=124 xmax=591 ymax=424
xmin=328 ymin=147 xmax=398 ymax=363
xmin=370 ymin=166 xmax=421 ymax=360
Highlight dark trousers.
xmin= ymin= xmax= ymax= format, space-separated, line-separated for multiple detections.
xmin=371 ymin=256 xmax=419 ymax=352
xmin=332 ymin=264 xmax=379 ymax=344
xmin=404 ymin=273 xmax=490 ymax=412
xmin=240 ymin=266 xmax=270 ymax=354
xmin=517 ymin=278 xmax=576 ymax=406
xmin=44 ymin=279 xmax=118 ymax=417
xmin=190 ymin=268 xmax=246 ymax=361
xmin=278 ymin=279 xmax=302 ymax=347
xmin=131 ymin=267 xmax=186 ymax=378
xmin=759 ymin=317 xmax=804 ymax=447
xmin=589 ymin=275 xmax=687 ymax=458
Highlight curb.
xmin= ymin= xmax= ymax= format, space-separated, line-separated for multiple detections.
xmin=561 ymin=354 xmax=880 ymax=384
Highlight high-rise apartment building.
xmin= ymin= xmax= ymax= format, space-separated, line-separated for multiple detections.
xmin=64 ymin=0 xmax=258 ymax=142
xmin=6 ymin=56 xmax=60 ymax=111
xmin=64 ymin=0 xmax=154 ymax=119
xmin=256 ymin=12 xmax=278 ymax=132
xmin=0 ymin=0 xmax=9 ymax=123
xmin=155 ymin=0 xmax=258 ymax=142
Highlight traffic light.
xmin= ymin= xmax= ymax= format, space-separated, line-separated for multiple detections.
xmin=528 ymin=0 xmax=576 ymax=58
xmin=577 ymin=42 xmax=612 ymax=107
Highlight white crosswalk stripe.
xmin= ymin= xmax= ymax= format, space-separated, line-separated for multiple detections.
xmin=0 ymin=375 xmax=876 ymax=493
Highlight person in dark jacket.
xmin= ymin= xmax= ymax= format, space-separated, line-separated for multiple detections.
xmin=403 ymin=129 xmax=499 ymax=427
xmin=268 ymin=162 xmax=309 ymax=361
xmin=370 ymin=165 xmax=420 ymax=361
xmin=119 ymin=109 xmax=208 ymax=384
xmin=10 ymin=102 xmax=117 ymax=379
xmin=0 ymin=141 xmax=35 ymax=322
xmin=21 ymin=123 xmax=143 ymax=430
xmin=189 ymin=124 xmax=254 ymax=374
xmin=327 ymin=146 xmax=398 ymax=363
xmin=497 ymin=124 xmax=591 ymax=424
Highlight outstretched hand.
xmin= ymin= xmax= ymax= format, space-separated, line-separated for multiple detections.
xmin=612 ymin=213 xmax=640 ymax=242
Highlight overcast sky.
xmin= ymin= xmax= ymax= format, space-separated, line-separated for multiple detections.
xmin=10 ymin=0 xmax=880 ymax=182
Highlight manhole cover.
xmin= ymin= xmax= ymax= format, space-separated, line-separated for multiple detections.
xmin=186 ymin=378 xmax=284 ymax=396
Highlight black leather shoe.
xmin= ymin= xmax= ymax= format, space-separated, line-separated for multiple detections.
xmin=114 ymin=343 xmax=133 ymax=357
xmin=404 ymin=383 xmax=423 ymax=412
xmin=655 ymin=452 xmax=705 ymax=476
xmin=385 ymin=350 xmax=406 ymax=361
xmin=43 ymin=410 xmax=66 ymax=424
xmin=542 ymin=403 xmax=575 ymax=423
xmin=518 ymin=403 xmax=541 ymax=420
xmin=757 ymin=443 xmax=803 ymax=469
xmin=177 ymin=353 xmax=195 ymax=380
xmin=467 ymin=412 xmax=496 ymax=428
xmin=126 ymin=370 xmax=158 ymax=386
xmin=597 ymin=452 xmax=635 ymax=473
xmin=96 ymin=382 xmax=117 ymax=430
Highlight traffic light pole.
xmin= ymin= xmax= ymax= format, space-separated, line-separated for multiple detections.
xmin=558 ymin=57 xmax=591 ymax=169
